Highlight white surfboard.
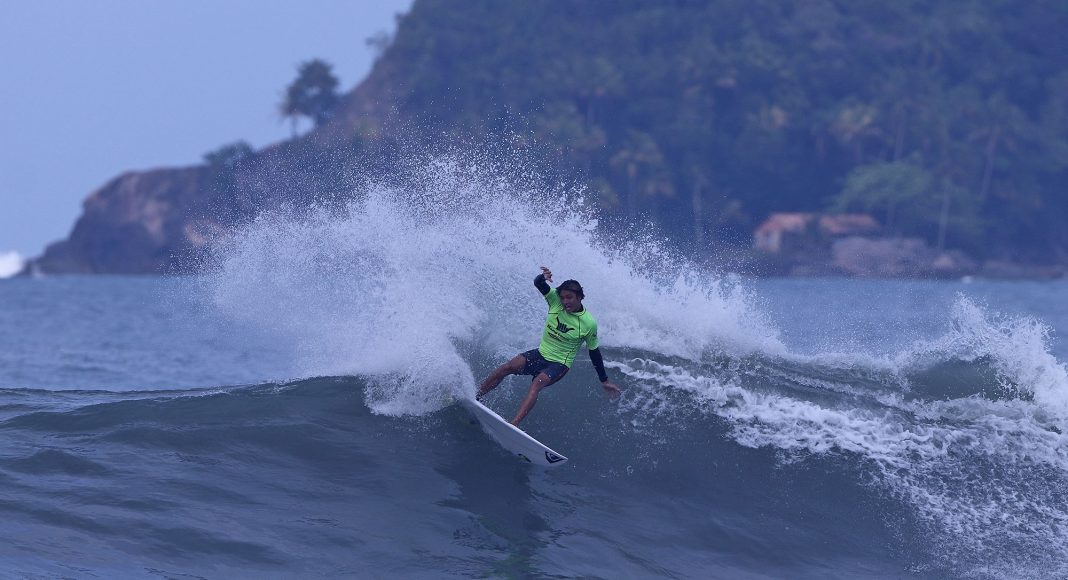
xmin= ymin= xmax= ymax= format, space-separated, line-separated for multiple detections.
xmin=460 ymin=398 xmax=569 ymax=467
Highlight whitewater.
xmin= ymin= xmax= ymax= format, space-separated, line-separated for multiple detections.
xmin=0 ymin=251 xmax=22 ymax=278
xmin=0 ymin=158 xmax=1066 ymax=578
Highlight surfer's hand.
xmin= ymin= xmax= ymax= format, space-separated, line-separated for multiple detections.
xmin=602 ymin=380 xmax=620 ymax=398
xmin=540 ymin=266 xmax=553 ymax=283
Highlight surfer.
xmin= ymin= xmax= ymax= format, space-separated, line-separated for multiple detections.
xmin=477 ymin=266 xmax=620 ymax=426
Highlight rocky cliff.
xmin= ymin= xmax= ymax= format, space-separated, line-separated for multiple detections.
xmin=30 ymin=167 xmax=215 ymax=274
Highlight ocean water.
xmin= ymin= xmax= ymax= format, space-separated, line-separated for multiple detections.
xmin=1 ymin=162 xmax=1066 ymax=578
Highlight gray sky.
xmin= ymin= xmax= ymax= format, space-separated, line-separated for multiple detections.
xmin=0 ymin=0 xmax=412 ymax=257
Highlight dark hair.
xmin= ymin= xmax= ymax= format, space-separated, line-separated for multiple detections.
xmin=557 ymin=279 xmax=584 ymax=299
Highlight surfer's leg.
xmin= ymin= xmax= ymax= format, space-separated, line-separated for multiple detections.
xmin=477 ymin=354 xmax=526 ymax=399
xmin=510 ymin=370 xmax=566 ymax=426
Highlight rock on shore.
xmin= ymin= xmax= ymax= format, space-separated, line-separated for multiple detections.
xmin=26 ymin=167 xmax=220 ymax=274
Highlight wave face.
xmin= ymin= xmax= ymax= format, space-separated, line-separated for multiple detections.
xmin=1 ymin=156 xmax=1066 ymax=577
xmin=0 ymin=363 xmax=1064 ymax=579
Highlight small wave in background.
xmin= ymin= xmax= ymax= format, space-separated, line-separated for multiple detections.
xmin=0 ymin=251 xmax=23 ymax=278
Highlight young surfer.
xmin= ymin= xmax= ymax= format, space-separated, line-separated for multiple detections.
xmin=477 ymin=266 xmax=621 ymax=426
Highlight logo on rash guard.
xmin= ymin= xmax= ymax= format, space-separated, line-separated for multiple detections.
xmin=554 ymin=317 xmax=575 ymax=334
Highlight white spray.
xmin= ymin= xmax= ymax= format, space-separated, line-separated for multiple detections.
xmin=206 ymin=155 xmax=780 ymax=415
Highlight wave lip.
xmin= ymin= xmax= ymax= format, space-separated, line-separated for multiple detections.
xmin=897 ymin=297 xmax=1068 ymax=425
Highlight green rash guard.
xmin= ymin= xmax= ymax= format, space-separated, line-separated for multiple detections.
xmin=538 ymin=288 xmax=600 ymax=367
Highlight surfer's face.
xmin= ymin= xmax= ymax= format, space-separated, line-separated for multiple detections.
xmin=559 ymin=289 xmax=582 ymax=312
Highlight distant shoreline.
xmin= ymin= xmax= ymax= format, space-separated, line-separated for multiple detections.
xmin=744 ymin=256 xmax=1067 ymax=281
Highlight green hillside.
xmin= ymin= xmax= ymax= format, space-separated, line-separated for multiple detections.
xmin=30 ymin=0 xmax=1068 ymax=275
xmin=377 ymin=0 xmax=1068 ymax=261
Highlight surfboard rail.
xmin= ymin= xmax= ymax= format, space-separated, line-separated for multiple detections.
xmin=460 ymin=398 xmax=569 ymax=467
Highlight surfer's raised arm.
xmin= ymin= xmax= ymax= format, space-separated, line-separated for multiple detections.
xmin=534 ymin=266 xmax=553 ymax=295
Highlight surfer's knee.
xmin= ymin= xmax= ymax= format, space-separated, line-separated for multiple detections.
xmin=531 ymin=373 xmax=552 ymax=390
xmin=536 ymin=367 xmax=565 ymax=389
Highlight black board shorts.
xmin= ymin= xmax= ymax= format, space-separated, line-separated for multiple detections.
xmin=519 ymin=348 xmax=569 ymax=382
